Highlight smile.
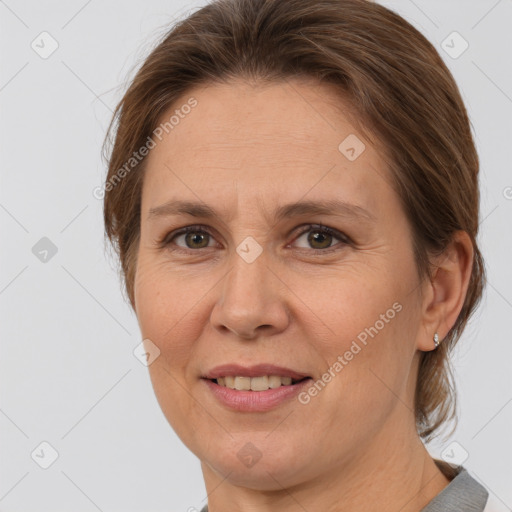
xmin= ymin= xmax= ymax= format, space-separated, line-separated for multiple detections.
xmin=213 ymin=375 xmax=307 ymax=391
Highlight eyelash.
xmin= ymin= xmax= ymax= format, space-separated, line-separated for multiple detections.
xmin=158 ymin=224 xmax=351 ymax=255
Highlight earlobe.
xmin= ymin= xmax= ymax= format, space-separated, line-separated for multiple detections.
xmin=417 ymin=231 xmax=474 ymax=352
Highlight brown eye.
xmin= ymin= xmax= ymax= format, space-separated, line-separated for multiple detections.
xmin=163 ymin=226 xmax=216 ymax=251
xmin=308 ymin=230 xmax=332 ymax=249
xmin=182 ymin=231 xmax=211 ymax=249
xmin=292 ymin=225 xmax=349 ymax=252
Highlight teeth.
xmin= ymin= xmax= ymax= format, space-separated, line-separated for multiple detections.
xmin=251 ymin=376 xmax=268 ymax=391
xmin=234 ymin=376 xmax=251 ymax=390
xmin=268 ymin=375 xmax=282 ymax=389
xmin=215 ymin=375 xmax=297 ymax=390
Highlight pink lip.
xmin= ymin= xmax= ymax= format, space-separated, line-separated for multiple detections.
xmin=202 ymin=377 xmax=312 ymax=412
xmin=203 ymin=363 xmax=310 ymax=380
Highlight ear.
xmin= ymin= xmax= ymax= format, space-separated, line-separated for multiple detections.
xmin=417 ymin=231 xmax=474 ymax=352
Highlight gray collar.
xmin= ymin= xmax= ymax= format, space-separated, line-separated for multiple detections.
xmin=421 ymin=466 xmax=489 ymax=512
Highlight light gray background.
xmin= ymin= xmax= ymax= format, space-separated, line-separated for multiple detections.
xmin=1 ymin=1 xmax=511 ymax=511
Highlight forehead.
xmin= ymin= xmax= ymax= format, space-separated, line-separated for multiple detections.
xmin=141 ymin=78 xmax=393 ymax=216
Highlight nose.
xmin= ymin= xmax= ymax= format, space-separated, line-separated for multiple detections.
xmin=210 ymin=251 xmax=290 ymax=340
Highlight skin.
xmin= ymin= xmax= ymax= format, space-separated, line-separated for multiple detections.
xmin=133 ymin=78 xmax=473 ymax=512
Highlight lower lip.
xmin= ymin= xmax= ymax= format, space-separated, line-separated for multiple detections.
xmin=202 ymin=378 xmax=313 ymax=412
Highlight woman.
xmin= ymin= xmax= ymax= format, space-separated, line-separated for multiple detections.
xmin=102 ymin=0 xmax=493 ymax=510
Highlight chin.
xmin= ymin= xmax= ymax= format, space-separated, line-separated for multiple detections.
xmin=200 ymin=439 xmax=316 ymax=490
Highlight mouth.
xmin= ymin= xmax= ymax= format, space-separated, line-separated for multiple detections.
xmin=201 ymin=363 xmax=312 ymax=393
xmin=201 ymin=369 xmax=313 ymax=412
xmin=206 ymin=375 xmax=310 ymax=391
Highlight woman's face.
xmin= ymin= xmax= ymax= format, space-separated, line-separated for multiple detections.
xmin=134 ymin=79 xmax=428 ymax=489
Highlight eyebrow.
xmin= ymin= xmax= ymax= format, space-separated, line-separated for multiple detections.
xmin=147 ymin=198 xmax=375 ymax=224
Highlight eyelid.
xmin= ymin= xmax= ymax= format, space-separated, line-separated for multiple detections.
xmin=291 ymin=223 xmax=351 ymax=243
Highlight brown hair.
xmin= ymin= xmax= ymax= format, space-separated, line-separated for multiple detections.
xmin=102 ymin=0 xmax=485 ymax=440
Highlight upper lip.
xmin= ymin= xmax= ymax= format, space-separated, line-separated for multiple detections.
xmin=203 ymin=364 xmax=310 ymax=380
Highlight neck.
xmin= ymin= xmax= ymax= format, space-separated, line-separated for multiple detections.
xmin=200 ymin=413 xmax=451 ymax=512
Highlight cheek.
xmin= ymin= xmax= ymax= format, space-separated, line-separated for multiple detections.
xmin=134 ymin=260 xmax=178 ymax=357
xmin=134 ymin=256 xmax=213 ymax=372
xmin=305 ymin=256 xmax=421 ymax=410
xmin=301 ymin=254 xmax=415 ymax=347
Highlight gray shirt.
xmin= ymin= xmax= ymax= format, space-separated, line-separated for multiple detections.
xmin=421 ymin=466 xmax=489 ymax=512
xmin=199 ymin=465 xmax=489 ymax=512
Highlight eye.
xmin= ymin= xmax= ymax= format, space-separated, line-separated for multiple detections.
xmin=161 ymin=225 xmax=218 ymax=251
xmin=291 ymin=224 xmax=350 ymax=252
